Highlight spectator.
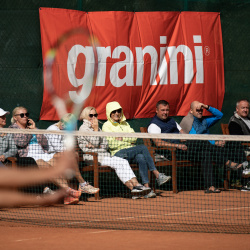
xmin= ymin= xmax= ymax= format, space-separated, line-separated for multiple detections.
xmin=148 ymin=100 xmax=187 ymax=149
xmin=102 ymin=101 xmax=171 ymax=199
xmin=0 ymin=108 xmax=17 ymax=167
xmin=180 ymin=101 xmax=248 ymax=192
xmin=46 ymin=113 xmax=99 ymax=195
xmin=229 ymin=99 xmax=250 ymax=135
xmin=228 ymin=99 xmax=250 ymax=191
xmin=78 ymin=107 xmax=151 ymax=197
xmin=9 ymin=106 xmax=81 ymax=204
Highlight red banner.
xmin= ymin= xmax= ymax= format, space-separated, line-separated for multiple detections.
xmin=39 ymin=8 xmax=224 ymax=120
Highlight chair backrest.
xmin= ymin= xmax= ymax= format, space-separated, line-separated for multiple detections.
xmin=140 ymin=127 xmax=152 ymax=147
xmin=221 ymin=123 xmax=229 ymax=135
xmin=140 ymin=127 xmax=147 ymax=133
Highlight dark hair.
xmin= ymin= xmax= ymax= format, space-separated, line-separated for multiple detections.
xmin=156 ymin=100 xmax=169 ymax=109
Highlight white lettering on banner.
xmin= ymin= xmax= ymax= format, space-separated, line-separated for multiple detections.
xmin=193 ymin=35 xmax=204 ymax=84
xmin=67 ymin=35 xmax=204 ymax=102
xmin=136 ymin=46 xmax=158 ymax=86
xmin=110 ymin=46 xmax=134 ymax=87
xmin=168 ymin=45 xmax=194 ymax=85
xmin=67 ymin=45 xmax=94 ymax=104
xmin=96 ymin=46 xmax=111 ymax=86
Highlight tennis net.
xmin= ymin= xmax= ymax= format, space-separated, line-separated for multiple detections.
xmin=0 ymin=128 xmax=250 ymax=234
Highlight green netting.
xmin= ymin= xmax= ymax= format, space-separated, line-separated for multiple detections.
xmin=1 ymin=129 xmax=250 ymax=233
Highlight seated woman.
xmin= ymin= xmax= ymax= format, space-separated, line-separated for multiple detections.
xmin=0 ymin=108 xmax=17 ymax=167
xmin=46 ymin=113 xmax=99 ymax=194
xmin=102 ymin=101 xmax=171 ymax=199
xmin=9 ymin=106 xmax=81 ymax=205
xmin=78 ymin=107 xmax=151 ymax=197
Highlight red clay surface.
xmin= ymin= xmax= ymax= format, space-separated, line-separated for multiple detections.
xmin=0 ymin=189 xmax=249 ymax=249
xmin=1 ymin=189 xmax=249 ymax=233
xmin=0 ymin=224 xmax=249 ymax=250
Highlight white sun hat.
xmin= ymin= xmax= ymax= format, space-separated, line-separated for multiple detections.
xmin=0 ymin=108 xmax=10 ymax=116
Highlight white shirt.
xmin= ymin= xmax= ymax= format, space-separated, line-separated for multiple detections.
xmin=148 ymin=122 xmax=182 ymax=134
xmin=46 ymin=124 xmax=65 ymax=153
xmin=241 ymin=117 xmax=250 ymax=130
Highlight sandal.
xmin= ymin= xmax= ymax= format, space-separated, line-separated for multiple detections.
xmin=204 ymin=187 xmax=221 ymax=194
xmin=226 ymin=160 xmax=242 ymax=171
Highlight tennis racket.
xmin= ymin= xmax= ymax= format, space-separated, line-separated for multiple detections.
xmin=44 ymin=27 xmax=99 ymax=177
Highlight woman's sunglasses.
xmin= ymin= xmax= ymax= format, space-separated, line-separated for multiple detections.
xmin=15 ymin=113 xmax=29 ymax=118
xmin=111 ymin=109 xmax=122 ymax=114
xmin=89 ymin=114 xmax=98 ymax=118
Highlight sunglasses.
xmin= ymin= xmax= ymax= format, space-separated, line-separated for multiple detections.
xmin=111 ymin=109 xmax=122 ymax=114
xmin=89 ymin=114 xmax=98 ymax=118
xmin=15 ymin=112 xmax=29 ymax=118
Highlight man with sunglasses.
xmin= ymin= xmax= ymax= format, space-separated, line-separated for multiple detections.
xmin=180 ymin=101 xmax=223 ymax=141
xmin=102 ymin=101 xmax=171 ymax=199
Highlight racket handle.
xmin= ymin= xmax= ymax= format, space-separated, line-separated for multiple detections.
xmin=64 ymin=134 xmax=75 ymax=151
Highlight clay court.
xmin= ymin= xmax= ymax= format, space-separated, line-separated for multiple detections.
xmin=1 ymin=189 xmax=249 ymax=249
xmin=1 ymin=225 xmax=250 ymax=250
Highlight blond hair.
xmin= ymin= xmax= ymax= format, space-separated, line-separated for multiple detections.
xmin=55 ymin=113 xmax=76 ymax=129
xmin=80 ymin=107 xmax=97 ymax=120
xmin=60 ymin=113 xmax=75 ymax=124
xmin=11 ymin=106 xmax=27 ymax=124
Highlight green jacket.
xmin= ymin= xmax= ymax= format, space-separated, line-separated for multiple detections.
xmin=102 ymin=101 xmax=136 ymax=156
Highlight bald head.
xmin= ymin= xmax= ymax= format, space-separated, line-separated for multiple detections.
xmin=190 ymin=101 xmax=200 ymax=110
xmin=190 ymin=101 xmax=206 ymax=119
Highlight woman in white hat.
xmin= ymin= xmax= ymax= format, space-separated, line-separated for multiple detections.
xmin=0 ymin=108 xmax=17 ymax=167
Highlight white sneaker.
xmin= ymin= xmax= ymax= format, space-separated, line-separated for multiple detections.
xmin=43 ymin=187 xmax=55 ymax=195
xmin=241 ymin=181 xmax=250 ymax=192
xmin=243 ymin=168 xmax=250 ymax=175
xmin=79 ymin=183 xmax=99 ymax=194
xmin=132 ymin=195 xmax=142 ymax=200
xmin=132 ymin=190 xmax=157 ymax=200
xmin=157 ymin=173 xmax=172 ymax=186
xmin=144 ymin=190 xmax=157 ymax=198
xmin=131 ymin=185 xmax=151 ymax=196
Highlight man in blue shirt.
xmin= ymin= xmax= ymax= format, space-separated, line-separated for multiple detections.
xmin=180 ymin=101 xmax=247 ymax=193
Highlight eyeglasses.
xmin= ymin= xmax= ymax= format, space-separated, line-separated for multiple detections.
xmin=89 ymin=114 xmax=98 ymax=118
xmin=111 ymin=109 xmax=122 ymax=114
xmin=15 ymin=113 xmax=29 ymax=118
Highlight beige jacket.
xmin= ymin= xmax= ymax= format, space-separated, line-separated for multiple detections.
xmin=78 ymin=119 xmax=110 ymax=163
